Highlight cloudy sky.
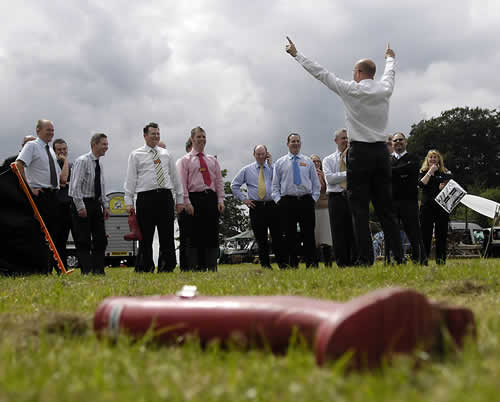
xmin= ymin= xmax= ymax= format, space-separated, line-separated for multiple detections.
xmin=1 ymin=0 xmax=500 ymax=191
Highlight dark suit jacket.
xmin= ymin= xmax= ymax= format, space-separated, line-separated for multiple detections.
xmin=391 ymin=153 xmax=420 ymax=201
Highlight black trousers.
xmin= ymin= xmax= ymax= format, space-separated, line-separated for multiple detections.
xmin=420 ymin=202 xmax=449 ymax=264
xmin=135 ymin=189 xmax=176 ymax=273
xmin=35 ymin=189 xmax=61 ymax=274
xmin=187 ymin=190 xmax=220 ymax=271
xmin=249 ymin=201 xmax=285 ymax=268
xmin=393 ymin=199 xmax=426 ymax=264
xmin=53 ymin=201 xmax=73 ymax=272
xmin=347 ymin=142 xmax=403 ymax=265
xmin=328 ymin=192 xmax=357 ymax=267
xmin=71 ymin=198 xmax=107 ymax=274
xmin=279 ymin=195 xmax=317 ymax=268
xmin=177 ymin=210 xmax=190 ymax=272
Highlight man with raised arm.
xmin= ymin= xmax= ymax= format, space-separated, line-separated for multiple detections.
xmin=285 ymin=38 xmax=403 ymax=266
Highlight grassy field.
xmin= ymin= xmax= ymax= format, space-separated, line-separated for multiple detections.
xmin=1 ymin=260 xmax=499 ymax=402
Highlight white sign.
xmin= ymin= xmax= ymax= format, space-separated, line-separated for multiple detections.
xmin=435 ymin=180 xmax=467 ymax=214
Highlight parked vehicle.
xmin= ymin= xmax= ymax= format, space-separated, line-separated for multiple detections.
xmin=482 ymin=227 xmax=500 ymax=257
xmin=65 ymin=192 xmax=137 ymax=268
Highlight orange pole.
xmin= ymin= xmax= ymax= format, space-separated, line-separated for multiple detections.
xmin=10 ymin=162 xmax=74 ymax=275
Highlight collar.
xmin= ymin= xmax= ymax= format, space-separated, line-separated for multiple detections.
xmin=190 ymin=149 xmax=205 ymax=157
xmin=394 ymin=150 xmax=408 ymax=159
xmin=35 ymin=137 xmax=49 ymax=147
xmin=288 ymin=152 xmax=301 ymax=159
xmin=254 ymin=162 xmax=269 ymax=170
xmin=89 ymin=152 xmax=99 ymax=161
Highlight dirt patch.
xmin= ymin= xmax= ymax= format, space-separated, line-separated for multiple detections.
xmin=444 ymin=280 xmax=490 ymax=295
xmin=0 ymin=312 xmax=91 ymax=338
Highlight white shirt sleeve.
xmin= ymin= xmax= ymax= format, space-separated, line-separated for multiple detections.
xmin=124 ymin=151 xmax=137 ymax=206
xmin=323 ymin=154 xmax=347 ymax=185
xmin=169 ymin=155 xmax=184 ymax=204
xmin=294 ymin=52 xmax=352 ymax=96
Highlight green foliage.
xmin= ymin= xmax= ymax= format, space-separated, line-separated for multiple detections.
xmin=408 ymin=107 xmax=500 ymax=189
xmin=1 ymin=261 xmax=500 ymax=401
xmin=219 ymin=168 xmax=249 ymax=240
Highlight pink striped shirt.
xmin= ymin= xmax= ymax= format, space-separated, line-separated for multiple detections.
xmin=177 ymin=150 xmax=225 ymax=204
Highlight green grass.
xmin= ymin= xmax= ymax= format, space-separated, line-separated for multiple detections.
xmin=1 ymin=260 xmax=500 ymax=401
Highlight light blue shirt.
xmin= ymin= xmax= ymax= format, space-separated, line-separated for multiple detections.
xmin=272 ymin=152 xmax=321 ymax=203
xmin=231 ymin=162 xmax=274 ymax=202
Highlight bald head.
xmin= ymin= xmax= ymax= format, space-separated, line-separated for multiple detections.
xmin=353 ymin=59 xmax=376 ymax=82
xmin=253 ymin=144 xmax=268 ymax=166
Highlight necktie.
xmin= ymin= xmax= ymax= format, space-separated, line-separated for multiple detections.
xmin=292 ymin=155 xmax=302 ymax=185
xmin=198 ymin=153 xmax=212 ymax=186
xmin=94 ymin=159 xmax=102 ymax=200
xmin=45 ymin=144 xmax=57 ymax=188
xmin=151 ymin=148 xmax=166 ymax=187
xmin=339 ymin=152 xmax=347 ymax=190
xmin=258 ymin=165 xmax=266 ymax=199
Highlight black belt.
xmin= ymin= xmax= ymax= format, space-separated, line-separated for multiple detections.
xmin=190 ymin=189 xmax=215 ymax=195
xmin=140 ymin=188 xmax=172 ymax=194
xmin=251 ymin=200 xmax=275 ymax=206
xmin=282 ymin=194 xmax=312 ymax=201
xmin=40 ymin=187 xmax=58 ymax=193
xmin=329 ymin=191 xmax=346 ymax=197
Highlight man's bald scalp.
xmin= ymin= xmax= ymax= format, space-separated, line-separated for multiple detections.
xmin=355 ymin=59 xmax=376 ymax=78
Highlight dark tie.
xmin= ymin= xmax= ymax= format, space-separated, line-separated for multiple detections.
xmin=95 ymin=159 xmax=102 ymax=200
xmin=45 ymin=144 xmax=57 ymax=188
xmin=198 ymin=153 xmax=212 ymax=186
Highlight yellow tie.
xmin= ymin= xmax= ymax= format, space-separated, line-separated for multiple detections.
xmin=258 ymin=165 xmax=266 ymax=199
xmin=339 ymin=152 xmax=347 ymax=189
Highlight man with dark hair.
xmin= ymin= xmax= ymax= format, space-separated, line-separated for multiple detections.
xmin=323 ymin=129 xmax=357 ymax=267
xmin=390 ymin=132 xmax=426 ymax=264
xmin=272 ymin=133 xmax=320 ymax=268
xmin=177 ymin=127 xmax=224 ymax=271
xmin=52 ymin=138 xmax=72 ymax=272
xmin=15 ymin=120 xmax=64 ymax=273
xmin=69 ymin=133 xmax=109 ymax=275
xmin=2 ymin=135 xmax=36 ymax=168
xmin=231 ymin=144 xmax=285 ymax=269
xmin=286 ymin=38 xmax=403 ymax=266
xmin=124 ymin=122 xmax=184 ymax=273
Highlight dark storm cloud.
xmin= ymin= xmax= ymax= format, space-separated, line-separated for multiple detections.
xmin=1 ymin=0 xmax=499 ymax=189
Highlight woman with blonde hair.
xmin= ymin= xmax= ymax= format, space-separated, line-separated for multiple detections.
xmin=311 ymin=154 xmax=333 ymax=266
xmin=418 ymin=150 xmax=452 ymax=264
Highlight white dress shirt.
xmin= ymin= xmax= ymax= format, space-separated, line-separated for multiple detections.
xmin=16 ymin=137 xmax=61 ymax=189
xmin=69 ymin=152 xmax=108 ymax=211
xmin=271 ymin=152 xmax=321 ymax=203
xmin=322 ymin=150 xmax=347 ymax=193
xmin=392 ymin=150 xmax=407 ymax=159
xmin=124 ymin=145 xmax=184 ymax=206
xmin=294 ymin=53 xmax=396 ymax=143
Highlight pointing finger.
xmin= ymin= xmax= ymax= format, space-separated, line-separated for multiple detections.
xmin=386 ymin=42 xmax=390 ymax=50
xmin=286 ymin=36 xmax=294 ymax=45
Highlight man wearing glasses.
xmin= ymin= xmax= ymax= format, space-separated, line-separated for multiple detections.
xmin=390 ymin=132 xmax=426 ymax=264
xmin=285 ymin=37 xmax=403 ymax=266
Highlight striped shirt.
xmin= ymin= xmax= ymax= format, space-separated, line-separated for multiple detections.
xmin=69 ymin=152 xmax=108 ymax=211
